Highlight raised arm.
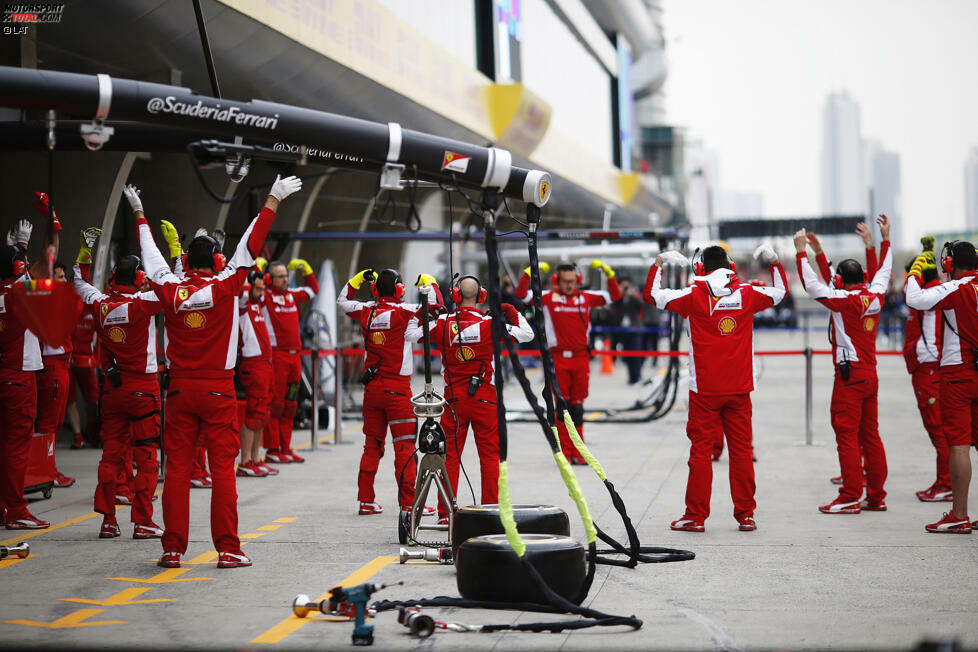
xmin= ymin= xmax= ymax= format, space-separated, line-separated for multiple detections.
xmin=794 ymin=229 xmax=850 ymax=310
xmin=867 ymin=215 xmax=892 ymax=295
xmin=337 ymin=268 xmax=374 ymax=316
xmin=502 ymin=303 xmax=535 ymax=342
xmin=515 ymin=262 xmax=549 ymax=301
xmin=287 ymin=258 xmax=319 ymax=304
xmin=125 ymin=185 xmax=179 ymax=289
xmin=750 ymin=244 xmax=787 ymax=309
xmin=643 ymin=252 xmax=693 ymax=315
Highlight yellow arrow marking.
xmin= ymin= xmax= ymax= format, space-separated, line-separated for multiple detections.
xmin=108 ymin=568 xmax=213 ymax=584
xmin=241 ymin=532 xmax=266 ymax=539
xmin=250 ymin=556 xmax=395 ymax=644
xmin=61 ymin=587 xmax=173 ymax=606
xmin=0 ymin=553 xmax=36 ymax=570
xmin=256 ymin=525 xmax=281 ymax=531
xmin=5 ymin=608 xmax=127 ymax=628
xmin=273 ymin=517 xmax=296 ymax=524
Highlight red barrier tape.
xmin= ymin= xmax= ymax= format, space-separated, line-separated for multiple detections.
xmin=297 ymin=348 xmax=906 ymax=358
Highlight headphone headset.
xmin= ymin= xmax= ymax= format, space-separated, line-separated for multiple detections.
xmin=370 ymin=269 xmax=406 ymax=300
xmin=9 ymin=246 xmax=27 ymax=277
xmin=831 ymin=259 xmax=869 ymax=289
xmin=450 ymin=274 xmax=487 ymax=305
xmin=181 ymin=234 xmax=226 ymax=274
xmin=692 ymin=248 xmax=736 ymax=276
xmin=109 ymin=255 xmax=146 ymax=289
xmin=941 ymin=240 xmax=957 ymax=277
xmin=551 ymin=265 xmax=582 ymax=288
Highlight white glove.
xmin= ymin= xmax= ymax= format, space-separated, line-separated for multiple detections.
xmin=418 ymin=284 xmax=435 ymax=298
xmin=11 ymin=218 xmax=32 ymax=246
xmin=5 ymin=230 xmax=14 ymax=246
xmin=659 ymin=250 xmax=691 ymax=267
xmin=123 ymin=184 xmax=143 ymax=213
xmin=193 ymin=227 xmax=208 ymax=239
xmin=753 ymin=244 xmax=778 ymax=264
xmin=269 ymin=175 xmax=302 ymax=201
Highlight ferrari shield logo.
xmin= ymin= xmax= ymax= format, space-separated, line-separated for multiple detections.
xmin=178 ymin=287 xmax=189 ymax=301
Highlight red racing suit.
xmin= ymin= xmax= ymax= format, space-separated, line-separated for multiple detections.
xmin=646 ymin=261 xmax=788 ymax=522
xmin=74 ymin=265 xmax=163 ymax=525
xmin=903 ymin=278 xmax=947 ymax=486
xmin=239 ymin=292 xmax=273 ymax=433
xmin=0 ymin=276 xmax=43 ymax=520
xmin=905 ymin=271 xmax=978 ymax=449
xmin=515 ymin=273 xmax=621 ymax=457
xmin=139 ymin=204 xmax=278 ymax=555
xmin=338 ymin=282 xmax=443 ymax=508
xmin=36 ymin=338 xmax=72 ymax=444
xmin=798 ymin=241 xmax=893 ymax=504
xmin=408 ymin=304 xmax=534 ymax=516
xmin=68 ymin=307 xmax=99 ymax=405
xmin=262 ymin=272 xmax=318 ymax=454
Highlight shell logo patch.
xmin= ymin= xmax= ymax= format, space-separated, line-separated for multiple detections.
xmin=864 ymin=317 xmax=875 ymax=331
xmin=178 ymin=287 xmax=189 ymax=301
xmin=718 ymin=316 xmax=737 ymax=335
xmin=184 ymin=311 xmax=206 ymax=329
xmin=107 ymin=327 xmax=126 ymax=343
xmin=370 ymin=331 xmax=386 ymax=345
xmin=456 ymin=346 xmax=476 ymax=362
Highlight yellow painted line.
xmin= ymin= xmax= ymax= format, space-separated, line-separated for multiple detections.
xmin=257 ymin=525 xmax=281 ymax=531
xmin=5 ymin=608 xmax=127 ymax=629
xmin=61 ymin=587 xmax=173 ymax=606
xmin=241 ymin=532 xmax=266 ymax=540
xmin=273 ymin=517 xmax=297 ymax=524
xmin=0 ymin=553 xmax=37 ymax=570
xmin=250 ymin=555 xmax=396 ymax=645
xmin=108 ymin=568 xmax=213 ymax=584
xmin=293 ymin=425 xmax=362 ymax=451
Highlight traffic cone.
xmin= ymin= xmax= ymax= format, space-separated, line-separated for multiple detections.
xmin=600 ymin=337 xmax=614 ymax=375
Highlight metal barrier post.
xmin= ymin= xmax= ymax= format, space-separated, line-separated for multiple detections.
xmin=310 ymin=348 xmax=319 ymax=451
xmin=804 ymin=347 xmax=813 ymax=445
xmin=333 ymin=348 xmax=343 ymax=445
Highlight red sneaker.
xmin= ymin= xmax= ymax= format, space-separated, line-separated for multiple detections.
xmin=115 ymin=492 xmax=133 ymax=505
xmin=190 ymin=476 xmax=212 ymax=488
xmin=829 ymin=475 xmax=843 ymax=485
xmin=285 ymin=450 xmax=305 ymax=463
xmin=738 ymin=517 xmax=757 ymax=531
xmin=236 ymin=461 xmax=267 ymax=477
xmin=257 ymin=461 xmax=279 ymax=476
xmin=133 ymin=522 xmax=164 ymax=539
xmin=359 ymin=502 xmax=383 ymax=515
xmin=859 ymin=499 xmax=887 ymax=512
xmin=5 ymin=513 xmax=51 ymax=530
xmin=264 ymin=450 xmax=291 ymax=464
xmin=916 ymin=483 xmax=953 ymax=503
xmin=99 ymin=517 xmax=121 ymax=538
xmin=54 ymin=471 xmax=76 ymax=488
xmin=158 ymin=552 xmax=181 ymax=568
xmin=670 ymin=516 xmax=705 ymax=532
xmin=70 ymin=432 xmax=85 ymax=449
xmin=217 ymin=551 xmax=252 ymax=568
xmin=437 ymin=516 xmax=449 ymax=526
xmin=925 ymin=512 xmax=972 ymax=534
xmin=819 ymin=497 xmax=861 ymax=514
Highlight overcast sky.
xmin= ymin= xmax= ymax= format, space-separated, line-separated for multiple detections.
xmin=662 ymin=0 xmax=978 ymax=248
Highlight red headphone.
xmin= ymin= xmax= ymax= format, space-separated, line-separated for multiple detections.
xmin=692 ymin=248 xmax=736 ymax=276
xmin=551 ymin=266 xmax=582 ymax=287
xmin=831 ymin=260 xmax=868 ymax=289
xmin=13 ymin=258 xmax=26 ymax=277
xmin=182 ymin=235 xmax=226 ymax=274
xmin=451 ymin=275 xmax=486 ymax=304
xmin=370 ymin=269 xmax=406 ymax=300
xmin=941 ymin=241 xmax=957 ymax=277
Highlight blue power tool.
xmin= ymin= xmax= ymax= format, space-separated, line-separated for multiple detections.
xmin=327 ymin=581 xmax=402 ymax=646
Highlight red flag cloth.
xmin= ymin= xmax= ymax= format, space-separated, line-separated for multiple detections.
xmin=10 ymin=278 xmax=82 ymax=348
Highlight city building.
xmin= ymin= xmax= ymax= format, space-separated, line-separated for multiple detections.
xmin=966 ymin=147 xmax=978 ymax=231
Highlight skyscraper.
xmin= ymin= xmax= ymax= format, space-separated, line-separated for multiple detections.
xmin=966 ymin=147 xmax=978 ymax=231
xmin=820 ymin=91 xmax=865 ymax=215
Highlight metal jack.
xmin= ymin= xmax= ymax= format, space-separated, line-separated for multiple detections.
xmin=0 ymin=542 xmax=30 ymax=559
xmin=398 ymin=547 xmax=453 ymax=564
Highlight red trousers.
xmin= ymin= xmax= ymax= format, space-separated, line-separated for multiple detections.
xmin=36 ymin=356 xmax=70 ymax=435
xmin=684 ymin=391 xmax=755 ymax=521
xmin=161 ymin=377 xmax=240 ymax=554
xmin=267 ymin=349 xmax=300 ymax=452
xmin=239 ymin=357 xmax=273 ymax=432
xmin=912 ymin=363 xmax=948 ymax=485
xmin=95 ymin=373 xmax=160 ymax=523
xmin=939 ymin=365 xmax=978 ymax=447
xmin=359 ymin=377 xmax=417 ymax=508
xmin=0 ymin=368 xmax=37 ymax=518
xmin=830 ymin=367 xmax=887 ymax=502
xmin=68 ymin=362 xmax=99 ymax=404
xmin=553 ymin=353 xmax=590 ymax=456
xmin=438 ymin=383 xmax=500 ymax=516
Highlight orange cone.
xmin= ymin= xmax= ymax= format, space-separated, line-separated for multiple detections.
xmin=600 ymin=337 xmax=614 ymax=375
